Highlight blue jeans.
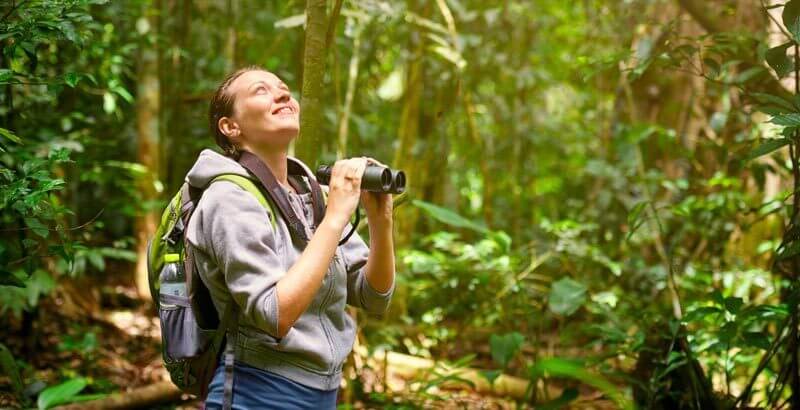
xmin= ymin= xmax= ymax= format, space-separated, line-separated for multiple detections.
xmin=204 ymin=360 xmax=338 ymax=410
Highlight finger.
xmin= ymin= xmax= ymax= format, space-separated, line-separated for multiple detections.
xmin=364 ymin=157 xmax=387 ymax=168
xmin=344 ymin=159 xmax=359 ymax=181
xmin=352 ymin=158 xmax=368 ymax=183
xmin=330 ymin=160 xmax=345 ymax=184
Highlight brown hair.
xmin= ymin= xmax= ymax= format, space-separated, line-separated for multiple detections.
xmin=208 ymin=65 xmax=267 ymax=158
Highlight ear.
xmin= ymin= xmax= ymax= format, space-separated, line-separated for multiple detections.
xmin=218 ymin=117 xmax=241 ymax=144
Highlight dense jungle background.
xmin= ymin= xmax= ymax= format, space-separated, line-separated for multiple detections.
xmin=7 ymin=0 xmax=800 ymax=408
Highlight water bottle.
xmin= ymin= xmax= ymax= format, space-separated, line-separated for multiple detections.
xmin=159 ymin=254 xmax=187 ymax=299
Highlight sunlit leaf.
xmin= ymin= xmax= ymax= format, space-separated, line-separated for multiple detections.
xmin=274 ymin=13 xmax=306 ymax=29
xmin=377 ymin=68 xmax=404 ymax=101
xmin=37 ymin=377 xmax=87 ymax=409
xmin=530 ymin=358 xmax=632 ymax=410
xmin=683 ymin=306 xmax=723 ymax=322
xmin=0 ymin=127 xmax=21 ymax=144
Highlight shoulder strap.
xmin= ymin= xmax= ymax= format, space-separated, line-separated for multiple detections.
xmin=210 ymin=174 xmax=278 ymax=231
xmin=287 ymin=159 xmax=326 ymax=228
xmin=237 ymin=151 xmax=325 ymax=248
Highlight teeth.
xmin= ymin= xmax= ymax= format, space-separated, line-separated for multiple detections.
xmin=276 ymin=107 xmax=292 ymax=114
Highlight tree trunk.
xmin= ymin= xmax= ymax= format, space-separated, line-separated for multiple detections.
xmin=295 ymin=0 xmax=329 ymax=167
xmin=336 ymin=27 xmax=361 ymax=158
xmin=392 ymin=1 xmax=427 ymax=248
xmin=134 ymin=0 xmax=161 ymax=301
xmin=225 ymin=0 xmax=238 ymax=71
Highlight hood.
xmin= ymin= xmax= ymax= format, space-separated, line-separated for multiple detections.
xmin=185 ymin=148 xmax=318 ymax=188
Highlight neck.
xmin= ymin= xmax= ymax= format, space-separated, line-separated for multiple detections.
xmin=243 ymin=145 xmax=289 ymax=188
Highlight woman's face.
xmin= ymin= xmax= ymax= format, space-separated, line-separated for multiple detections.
xmin=225 ymin=70 xmax=300 ymax=148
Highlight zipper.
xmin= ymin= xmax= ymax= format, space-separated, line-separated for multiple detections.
xmin=317 ymin=252 xmax=338 ymax=370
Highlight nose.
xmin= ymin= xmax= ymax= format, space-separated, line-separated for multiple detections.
xmin=274 ymin=88 xmax=290 ymax=103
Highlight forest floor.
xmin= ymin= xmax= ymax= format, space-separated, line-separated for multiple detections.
xmin=1 ymin=274 xmax=614 ymax=409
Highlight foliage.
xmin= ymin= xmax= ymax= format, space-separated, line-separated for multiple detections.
xmin=8 ymin=0 xmax=800 ymax=408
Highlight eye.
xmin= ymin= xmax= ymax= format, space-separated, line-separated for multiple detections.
xmin=255 ymin=85 xmax=268 ymax=93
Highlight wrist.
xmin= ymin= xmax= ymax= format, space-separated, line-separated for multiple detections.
xmin=368 ymin=215 xmax=393 ymax=230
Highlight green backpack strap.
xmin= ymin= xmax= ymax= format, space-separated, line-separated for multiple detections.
xmin=210 ymin=174 xmax=278 ymax=230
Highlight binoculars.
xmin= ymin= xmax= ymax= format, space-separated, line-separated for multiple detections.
xmin=316 ymin=162 xmax=406 ymax=194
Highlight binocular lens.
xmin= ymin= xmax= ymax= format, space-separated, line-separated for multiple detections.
xmin=316 ymin=163 xmax=405 ymax=194
xmin=392 ymin=171 xmax=406 ymax=194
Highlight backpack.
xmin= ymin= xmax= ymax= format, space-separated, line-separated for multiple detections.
xmin=146 ymin=174 xmax=277 ymax=403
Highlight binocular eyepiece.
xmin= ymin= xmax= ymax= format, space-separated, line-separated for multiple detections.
xmin=316 ymin=162 xmax=406 ymax=194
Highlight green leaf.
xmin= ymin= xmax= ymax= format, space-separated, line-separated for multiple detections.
xmin=24 ymin=218 xmax=49 ymax=238
xmin=530 ymin=358 xmax=632 ymax=410
xmin=489 ymin=332 xmax=525 ymax=368
xmin=766 ymin=42 xmax=795 ymax=78
xmin=777 ymin=240 xmax=800 ymax=260
xmin=537 ymin=388 xmax=579 ymax=410
xmin=734 ymin=67 xmax=765 ymax=84
xmin=548 ymin=277 xmax=587 ymax=316
xmin=113 ymin=86 xmax=134 ymax=103
xmin=784 ymin=0 xmax=800 ymax=41
xmin=37 ymin=377 xmax=88 ymax=410
xmin=771 ymin=113 xmax=800 ymax=126
xmin=479 ymin=369 xmax=502 ymax=386
xmin=0 ymin=69 xmax=13 ymax=83
xmin=683 ymin=306 xmax=723 ymax=323
xmin=657 ymin=351 xmax=688 ymax=379
xmin=0 ymin=270 xmax=26 ymax=287
xmin=742 ymin=331 xmax=771 ymax=350
xmin=412 ymin=199 xmax=489 ymax=234
xmin=87 ymin=251 xmax=105 ymax=271
xmin=746 ymin=138 xmax=791 ymax=161
xmin=0 ymin=343 xmax=23 ymax=397
xmin=25 ymin=270 xmax=55 ymax=308
xmin=719 ymin=321 xmax=738 ymax=344
xmin=750 ymin=92 xmax=796 ymax=111
xmin=64 ymin=72 xmax=80 ymax=88
xmin=756 ymin=105 xmax=792 ymax=116
xmin=724 ymin=296 xmax=743 ymax=314
xmin=626 ymin=200 xmax=649 ymax=240
xmin=0 ymin=127 xmax=21 ymax=144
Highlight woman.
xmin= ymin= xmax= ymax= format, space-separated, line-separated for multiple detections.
xmin=184 ymin=66 xmax=395 ymax=409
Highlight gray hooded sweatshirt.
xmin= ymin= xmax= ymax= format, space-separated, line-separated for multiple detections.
xmin=184 ymin=149 xmax=394 ymax=391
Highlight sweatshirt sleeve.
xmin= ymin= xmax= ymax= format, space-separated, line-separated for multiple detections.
xmin=340 ymin=225 xmax=394 ymax=316
xmin=187 ymin=181 xmax=283 ymax=339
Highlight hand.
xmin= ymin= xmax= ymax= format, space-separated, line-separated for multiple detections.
xmin=360 ymin=157 xmax=394 ymax=224
xmin=323 ymin=157 xmax=368 ymax=230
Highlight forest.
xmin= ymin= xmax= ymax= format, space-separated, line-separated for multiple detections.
xmin=5 ymin=0 xmax=800 ymax=409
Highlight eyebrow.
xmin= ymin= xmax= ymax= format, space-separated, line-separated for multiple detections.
xmin=248 ymin=80 xmax=289 ymax=92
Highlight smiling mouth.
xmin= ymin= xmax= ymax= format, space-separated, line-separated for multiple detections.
xmin=272 ymin=106 xmax=296 ymax=116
